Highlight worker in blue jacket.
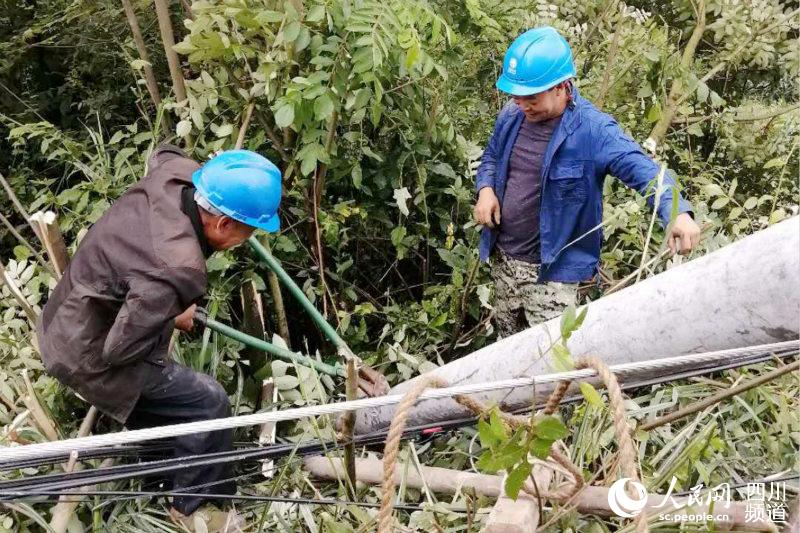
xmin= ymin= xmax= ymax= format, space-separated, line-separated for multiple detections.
xmin=474 ymin=27 xmax=701 ymax=338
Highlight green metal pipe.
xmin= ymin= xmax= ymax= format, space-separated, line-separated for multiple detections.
xmin=248 ymin=236 xmax=346 ymax=349
xmin=202 ymin=314 xmax=344 ymax=378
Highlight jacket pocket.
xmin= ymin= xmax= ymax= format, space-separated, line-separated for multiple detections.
xmin=549 ymin=161 xmax=587 ymax=203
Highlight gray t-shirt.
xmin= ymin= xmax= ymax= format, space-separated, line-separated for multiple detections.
xmin=496 ymin=116 xmax=560 ymax=263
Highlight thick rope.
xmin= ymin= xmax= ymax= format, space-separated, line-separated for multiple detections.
xmin=377 ymin=356 xmax=649 ymax=533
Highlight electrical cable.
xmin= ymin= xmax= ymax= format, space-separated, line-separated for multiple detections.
xmin=1 ymin=346 xmax=795 ymax=498
xmin=0 ymin=341 xmax=794 ymax=464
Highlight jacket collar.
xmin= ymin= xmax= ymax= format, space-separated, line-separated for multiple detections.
xmin=181 ymin=186 xmax=213 ymax=258
xmin=560 ymin=84 xmax=582 ymax=135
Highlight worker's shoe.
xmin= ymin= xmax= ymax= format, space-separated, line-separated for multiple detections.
xmin=169 ymin=506 xmax=244 ymax=533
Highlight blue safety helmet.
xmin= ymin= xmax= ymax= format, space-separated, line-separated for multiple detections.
xmin=192 ymin=150 xmax=282 ymax=232
xmin=496 ymin=26 xmax=577 ymax=96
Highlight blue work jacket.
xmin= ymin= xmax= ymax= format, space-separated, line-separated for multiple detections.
xmin=476 ymin=88 xmax=691 ymax=283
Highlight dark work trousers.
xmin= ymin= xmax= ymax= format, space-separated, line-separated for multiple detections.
xmin=125 ymin=362 xmax=235 ymax=514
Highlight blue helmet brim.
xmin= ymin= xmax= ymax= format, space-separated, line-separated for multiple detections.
xmin=495 ymin=72 xmax=575 ymax=96
xmin=253 ymin=213 xmax=280 ymax=233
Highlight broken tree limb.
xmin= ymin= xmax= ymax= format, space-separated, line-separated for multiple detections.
xmin=28 ymin=211 xmax=69 ymax=279
xmin=21 ymin=370 xmax=59 ymax=442
xmin=48 ymin=458 xmax=115 ymax=533
xmin=355 ymin=218 xmax=800 ymax=434
xmin=258 ymin=379 xmax=277 ymax=478
xmin=49 ymin=406 xmax=98 ymax=533
xmin=640 ymin=359 xmax=800 ymax=431
xmin=304 ymin=456 xmax=778 ymax=532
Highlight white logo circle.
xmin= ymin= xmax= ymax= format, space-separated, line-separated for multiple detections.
xmin=508 ymin=57 xmax=517 ymax=75
xmin=608 ymin=478 xmax=648 ymax=518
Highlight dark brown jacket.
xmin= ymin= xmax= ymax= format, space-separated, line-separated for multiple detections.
xmin=37 ymin=146 xmax=208 ymax=422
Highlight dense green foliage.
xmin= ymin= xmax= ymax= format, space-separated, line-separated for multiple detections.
xmin=1 ymin=0 xmax=797 ymax=531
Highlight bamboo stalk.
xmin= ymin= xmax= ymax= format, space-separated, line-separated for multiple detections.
xmin=121 ymin=0 xmax=163 ymax=110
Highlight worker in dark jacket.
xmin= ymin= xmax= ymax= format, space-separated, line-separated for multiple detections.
xmin=474 ymin=27 xmax=702 ymax=337
xmin=36 ymin=145 xmax=282 ymax=531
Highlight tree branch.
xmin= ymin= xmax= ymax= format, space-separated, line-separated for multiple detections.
xmin=648 ymin=0 xmax=706 ymax=146
xmin=121 ymin=0 xmax=163 ymax=111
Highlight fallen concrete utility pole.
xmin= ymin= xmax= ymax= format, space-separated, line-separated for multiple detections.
xmin=304 ymin=456 xmax=779 ymax=532
xmin=355 ymin=217 xmax=800 ymax=433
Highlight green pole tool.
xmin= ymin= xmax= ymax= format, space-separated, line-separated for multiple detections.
xmin=195 ymin=307 xmax=344 ymax=378
xmin=247 ymin=236 xmax=389 ymax=396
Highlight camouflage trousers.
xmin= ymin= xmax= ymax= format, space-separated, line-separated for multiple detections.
xmin=491 ymin=250 xmax=579 ymax=338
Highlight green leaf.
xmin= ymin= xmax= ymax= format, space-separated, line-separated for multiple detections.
xmin=206 ymin=255 xmax=231 ymax=272
xmin=489 ymin=408 xmax=509 ymax=442
xmin=763 ymin=158 xmax=784 ymax=169
xmin=390 ymin=225 xmax=407 ymax=248
xmin=560 ymin=304 xmax=577 ymax=340
xmin=361 ymin=145 xmax=383 ymax=162
xmin=504 ymin=461 xmax=531 ymax=499
xmin=314 ymin=94 xmax=334 ymax=121
xmin=704 ymin=183 xmax=724 ymax=197
xmin=405 ymin=42 xmax=420 ymax=69
xmin=284 ymin=21 xmax=301 ymax=42
xmin=274 ymin=104 xmax=295 ymax=128
xmin=696 ymin=81 xmax=709 ymax=103
xmin=130 ymin=59 xmax=151 ymax=70
xmin=478 ymin=417 xmax=498 ymax=448
xmin=529 ymin=437 xmax=553 ymax=459
xmin=176 ymin=120 xmax=192 ymax=137
xmin=645 ymin=102 xmax=661 ymax=123
xmin=254 ymin=10 xmax=283 ymax=25
xmin=172 ymin=40 xmax=196 ymax=55
xmin=579 ymin=382 xmax=605 ymax=409
xmin=743 ymin=197 xmax=758 ymax=210
xmin=534 ymin=415 xmax=568 ymax=440
xmin=351 ymin=164 xmax=362 ymax=189
xmin=109 ymin=130 xmax=125 ymax=144
xmin=215 ymin=123 xmax=233 ymax=138
xmin=551 ymin=343 xmax=574 ymax=372
xmin=13 ymin=245 xmax=31 ymax=261
xmin=711 ymin=197 xmax=729 ymax=210
xmin=306 ymin=5 xmax=325 ymax=22
xmin=769 ymin=208 xmax=787 ymax=224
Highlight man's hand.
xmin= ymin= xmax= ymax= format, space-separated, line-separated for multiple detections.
xmin=474 ymin=187 xmax=501 ymax=228
xmin=174 ymin=304 xmax=197 ymax=332
xmin=668 ymin=213 xmax=701 ymax=255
